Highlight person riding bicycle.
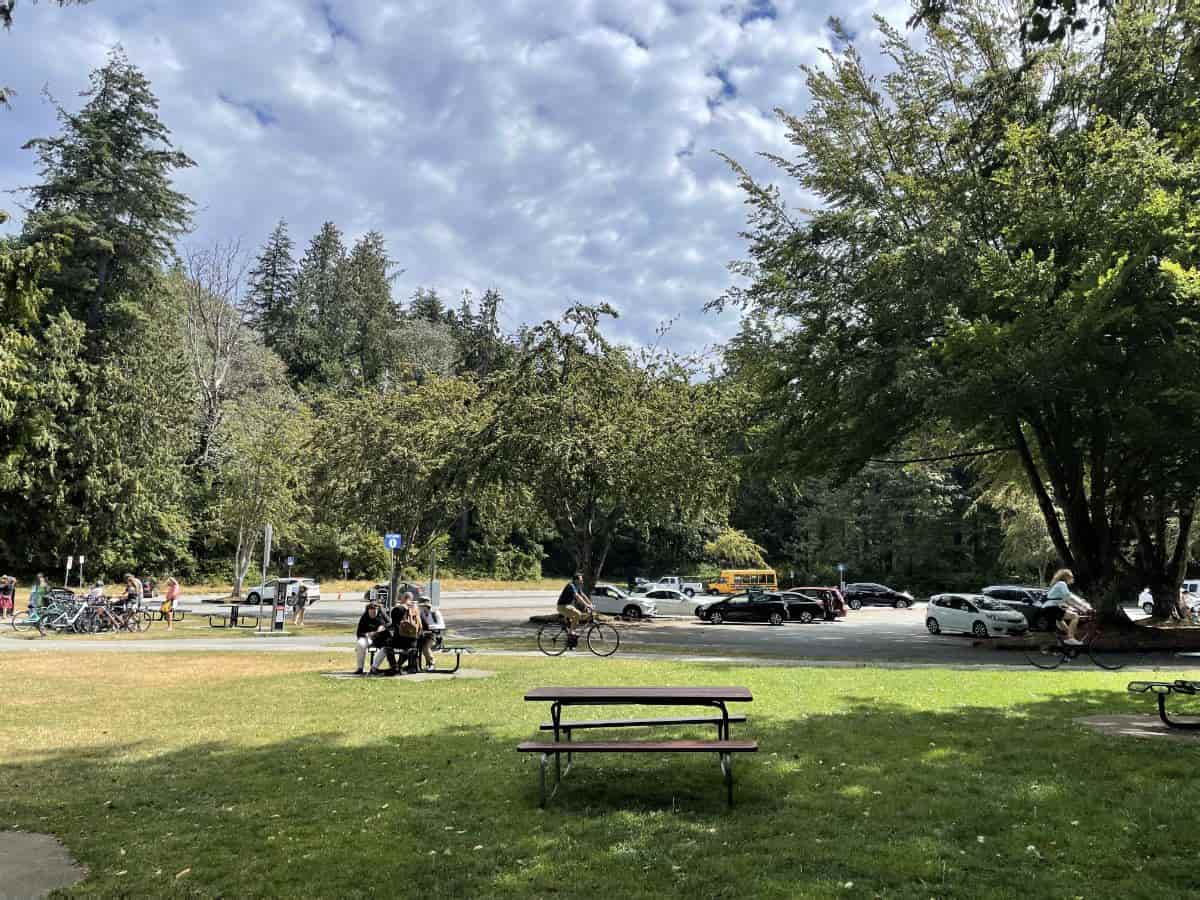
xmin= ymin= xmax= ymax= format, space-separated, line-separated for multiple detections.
xmin=1045 ymin=568 xmax=1092 ymax=645
xmin=556 ymin=573 xmax=593 ymax=638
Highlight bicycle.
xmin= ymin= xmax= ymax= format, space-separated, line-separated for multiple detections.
xmin=537 ymin=612 xmax=620 ymax=657
xmin=1023 ymin=612 xmax=1124 ymax=670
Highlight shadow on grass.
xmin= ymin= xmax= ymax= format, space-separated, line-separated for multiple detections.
xmin=5 ymin=683 xmax=1200 ymax=898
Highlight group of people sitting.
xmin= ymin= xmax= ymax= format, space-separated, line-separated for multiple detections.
xmin=354 ymin=591 xmax=445 ymax=675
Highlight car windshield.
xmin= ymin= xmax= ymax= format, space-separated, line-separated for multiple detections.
xmin=976 ymin=598 xmax=1011 ymax=611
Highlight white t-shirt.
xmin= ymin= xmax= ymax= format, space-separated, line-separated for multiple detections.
xmin=1139 ymin=588 xmax=1152 ymax=606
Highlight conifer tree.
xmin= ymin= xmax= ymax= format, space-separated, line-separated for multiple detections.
xmin=247 ymin=219 xmax=297 ymax=349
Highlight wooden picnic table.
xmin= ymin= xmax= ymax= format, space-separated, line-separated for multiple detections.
xmin=520 ymin=686 xmax=756 ymax=807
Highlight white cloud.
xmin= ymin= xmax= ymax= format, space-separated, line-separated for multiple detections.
xmin=1 ymin=0 xmax=910 ymax=352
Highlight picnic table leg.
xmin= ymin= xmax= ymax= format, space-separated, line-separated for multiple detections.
xmin=539 ymin=752 xmax=548 ymax=808
xmin=552 ymin=702 xmax=562 ymax=782
xmin=716 ymin=701 xmax=730 ymax=739
xmin=565 ymin=727 xmax=572 ymax=769
xmin=722 ymin=752 xmax=733 ymax=808
xmin=1158 ymin=692 xmax=1200 ymax=729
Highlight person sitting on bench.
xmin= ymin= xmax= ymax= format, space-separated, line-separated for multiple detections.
xmin=371 ymin=593 xmax=421 ymax=675
xmin=354 ymin=602 xmax=389 ymax=675
xmin=417 ymin=599 xmax=442 ymax=671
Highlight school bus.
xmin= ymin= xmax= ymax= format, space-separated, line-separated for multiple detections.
xmin=706 ymin=569 xmax=778 ymax=595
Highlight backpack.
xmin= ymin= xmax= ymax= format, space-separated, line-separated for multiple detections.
xmin=398 ymin=606 xmax=420 ymax=638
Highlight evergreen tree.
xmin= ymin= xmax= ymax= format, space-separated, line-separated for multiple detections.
xmin=287 ymin=221 xmax=346 ymax=387
xmin=341 ymin=230 xmax=400 ymax=387
xmin=246 ymin=219 xmax=297 ymax=350
xmin=21 ymin=47 xmax=194 ymax=345
xmin=409 ymin=286 xmax=448 ymax=324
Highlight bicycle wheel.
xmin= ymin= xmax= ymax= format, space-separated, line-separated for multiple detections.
xmin=11 ymin=614 xmax=34 ymax=633
xmin=1086 ymin=635 xmax=1124 ymax=671
xmin=1024 ymin=642 xmax=1067 ymax=669
xmin=537 ymin=622 xmax=570 ymax=656
xmin=587 ymin=622 xmax=620 ymax=657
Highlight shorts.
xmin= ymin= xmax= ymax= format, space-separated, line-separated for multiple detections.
xmin=557 ymin=604 xmax=584 ymax=627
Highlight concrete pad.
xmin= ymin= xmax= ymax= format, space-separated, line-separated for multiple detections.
xmin=321 ymin=668 xmax=495 ymax=682
xmin=1076 ymin=714 xmax=1200 ymax=742
xmin=0 ymin=832 xmax=86 ymax=899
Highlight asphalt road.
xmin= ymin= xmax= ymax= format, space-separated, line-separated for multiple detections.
xmin=170 ymin=591 xmax=1189 ymax=669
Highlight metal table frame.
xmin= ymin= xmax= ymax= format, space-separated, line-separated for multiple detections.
xmin=1127 ymin=680 xmax=1200 ymax=729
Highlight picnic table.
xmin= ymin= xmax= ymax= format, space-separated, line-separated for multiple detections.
xmin=1128 ymin=680 xmax=1200 ymax=729
xmin=519 ymin=686 xmax=757 ymax=808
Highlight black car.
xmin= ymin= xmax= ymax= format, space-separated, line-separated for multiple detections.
xmin=697 ymin=592 xmax=788 ymax=626
xmin=981 ymin=585 xmax=1052 ymax=630
xmin=778 ymin=591 xmax=831 ymax=623
xmin=841 ymin=582 xmax=915 ymax=609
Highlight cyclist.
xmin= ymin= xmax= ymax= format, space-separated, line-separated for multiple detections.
xmin=1045 ymin=568 xmax=1092 ymax=645
xmin=556 ymin=573 xmax=593 ymax=639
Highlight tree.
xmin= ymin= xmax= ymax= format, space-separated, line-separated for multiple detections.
xmin=722 ymin=2 xmax=1200 ymax=618
xmin=315 ymin=376 xmax=485 ymax=574
xmin=246 ymin=220 xmax=297 ymax=351
xmin=178 ymin=241 xmax=253 ymax=467
xmin=21 ymin=47 xmax=194 ymax=342
xmin=704 ymin=528 xmax=768 ymax=568
xmin=285 ymin=222 xmax=345 ymax=387
xmin=482 ymin=306 xmax=736 ymax=591
xmin=215 ymin=388 xmax=310 ymax=596
xmin=341 ymin=230 xmax=402 ymax=387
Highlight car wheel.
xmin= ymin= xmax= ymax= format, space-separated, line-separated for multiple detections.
xmin=709 ymin=611 xmax=724 ymax=625
xmin=708 ymin=588 xmax=719 ymax=595
xmin=893 ymin=599 xmax=910 ymax=609
xmin=972 ymin=621 xmax=989 ymax=638
xmin=684 ymin=588 xmax=695 ymax=597
xmin=622 ymin=604 xmax=642 ymax=621
xmin=768 ymin=611 xmax=784 ymax=626
xmin=848 ymin=598 xmax=862 ymax=610
xmin=926 ymin=617 xmax=941 ymax=634
xmin=798 ymin=610 xmax=815 ymax=624
xmin=247 ymin=593 xmax=260 ymax=605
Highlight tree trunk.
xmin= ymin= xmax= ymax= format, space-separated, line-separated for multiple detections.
xmin=232 ymin=525 xmax=258 ymax=598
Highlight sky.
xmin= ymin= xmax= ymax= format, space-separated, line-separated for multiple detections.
xmin=2 ymin=0 xmax=910 ymax=352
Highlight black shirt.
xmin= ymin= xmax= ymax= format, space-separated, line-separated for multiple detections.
xmin=558 ymin=582 xmax=582 ymax=607
xmin=356 ymin=610 xmax=387 ymax=639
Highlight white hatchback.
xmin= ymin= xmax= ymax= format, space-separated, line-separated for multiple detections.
xmin=926 ymin=593 xmax=1028 ymax=638
xmin=590 ymin=584 xmax=656 ymax=620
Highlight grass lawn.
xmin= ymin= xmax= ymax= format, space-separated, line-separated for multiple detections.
xmin=3 ymin=652 xmax=1200 ymax=899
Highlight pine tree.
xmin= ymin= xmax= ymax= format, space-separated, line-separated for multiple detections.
xmin=342 ymin=230 xmax=400 ymax=387
xmin=21 ymin=47 xmax=194 ymax=345
xmin=409 ymin=287 xmax=448 ymax=324
xmin=247 ymin=219 xmax=297 ymax=349
xmin=288 ymin=221 xmax=347 ymax=386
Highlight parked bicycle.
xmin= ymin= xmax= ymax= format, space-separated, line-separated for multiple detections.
xmin=1024 ymin=613 xmax=1125 ymax=670
xmin=537 ymin=612 xmax=620 ymax=657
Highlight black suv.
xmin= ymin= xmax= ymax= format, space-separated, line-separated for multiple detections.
xmin=841 ymin=583 xmax=915 ymax=609
xmin=981 ymin=585 xmax=1050 ymax=630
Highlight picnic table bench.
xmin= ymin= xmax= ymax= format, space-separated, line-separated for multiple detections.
xmin=519 ymin=686 xmax=757 ymax=808
xmin=207 ymin=603 xmax=263 ymax=629
xmin=1128 ymin=680 xmax=1200 ymax=729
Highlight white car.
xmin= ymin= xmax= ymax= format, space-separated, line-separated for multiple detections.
xmin=589 ymin=585 xmax=656 ymax=620
xmin=244 ymin=577 xmax=321 ymax=608
xmin=641 ymin=588 xmax=705 ymax=617
xmin=926 ymin=593 xmax=1028 ymax=638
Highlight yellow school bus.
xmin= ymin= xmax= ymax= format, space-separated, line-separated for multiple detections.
xmin=706 ymin=569 xmax=778 ymax=595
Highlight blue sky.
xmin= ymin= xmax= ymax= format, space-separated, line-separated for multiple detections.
xmin=2 ymin=0 xmax=909 ymax=351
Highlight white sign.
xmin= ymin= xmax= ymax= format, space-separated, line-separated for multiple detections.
xmin=286 ymin=556 xmax=295 ymax=567
xmin=341 ymin=560 xmax=350 ymax=571
xmin=79 ymin=555 xmax=85 ymax=565
xmin=66 ymin=555 xmax=73 ymax=569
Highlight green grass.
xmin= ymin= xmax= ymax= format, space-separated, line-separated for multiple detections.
xmin=3 ymin=651 xmax=1200 ymax=898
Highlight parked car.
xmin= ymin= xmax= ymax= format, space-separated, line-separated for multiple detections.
xmin=245 ymin=577 xmax=321 ymax=608
xmin=787 ymin=586 xmax=846 ymax=618
xmin=642 ymin=588 xmax=706 ymax=616
xmin=842 ymin=582 xmax=914 ymax=609
xmin=696 ymin=592 xmax=788 ymax=625
xmin=981 ymin=584 xmax=1051 ymax=630
xmin=590 ymin=584 xmax=657 ymax=620
xmin=926 ymin=593 xmax=1029 ymax=638
xmin=777 ymin=591 xmax=830 ymax=624
xmin=635 ymin=575 xmax=706 ymax=597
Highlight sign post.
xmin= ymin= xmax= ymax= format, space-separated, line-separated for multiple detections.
xmin=341 ymin=559 xmax=350 ymax=577
xmin=384 ymin=534 xmax=403 ymax=611
xmin=259 ymin=523 xmax=273 ymax=633
xmin=64 ymin=556 xmax=73 ymax=589
xmin=78 ymin=555 xmax=86 ymax=588
xmin=836 ymin=563 xmax=847 ymax=593
xmin=286 ymin=556 xmax=295 ymax=579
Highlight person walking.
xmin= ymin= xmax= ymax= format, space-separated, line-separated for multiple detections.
xmin=162 ymin=577 xmax=180 ymax=631
xmin=292 ymin=581 xmax=309 ymax=626
xmin=0 ymin=576 xmax=14 ymax=618
xmin=29 ymin=573 xmax=48 ymax=611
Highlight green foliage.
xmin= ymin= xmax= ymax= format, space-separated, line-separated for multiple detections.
xmin=703 ymin=527 xmax=768 ymax=568
xmin=724 ymin=1 xmax=1200 ymax=611
xmin=247 ymin=219 xmax=297 ymax=351
xmin=482 ymin=305 xmax=737 ymax=589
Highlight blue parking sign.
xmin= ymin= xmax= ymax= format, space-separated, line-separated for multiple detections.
xmin=384 ymin=533 xmax=403 ymax=550
xmin=286 ymin=556 xmax=295 ymax=567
